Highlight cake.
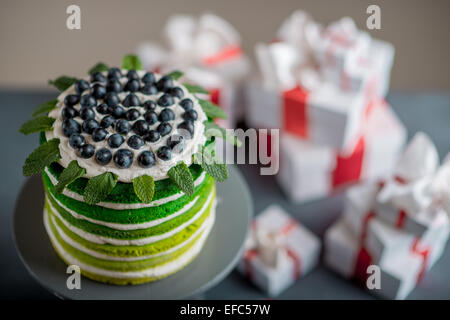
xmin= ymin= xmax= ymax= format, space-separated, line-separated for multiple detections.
xmin=20 ymin=55 xmax=235 ymax=285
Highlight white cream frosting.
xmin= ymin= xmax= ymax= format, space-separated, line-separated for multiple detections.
xmin=46 ymin=70 xmax=207 ymax=183
xmin=43 ymin=207 xmax=215 ymax=279
xmin=48 ymin=191 xmax=214 ymax=245
xmin=45 ymin=166 xmax=206 ymax=210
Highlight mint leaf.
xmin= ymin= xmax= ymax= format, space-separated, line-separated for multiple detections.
xmin=168 ymin=162 xmax=194 ymax=196
xmin=89 ymin=62 xmax=109 ymax=75
xmin=198 ymin=99 xmax=227 ymax=119
xmin=83 ymin=172 xmax=118 ymax=205
xmin=32 ymin=99 xmax=58 ymax=117
xmin=132 ymin=175 xmax=155 ymax=203
xmin=23 ymin=138 xmax=60 ymax=176
xmin=48 ymin=76 xmax=78 ymax=91
xmin=194 ymin=146 xmax=228 ymax=182
xmin=183 ymin=83 xmax=209 ymax=94
xmin=122 ymin=55 xmax=143 ymax=70
xmin=55 ymin=160 xmax=86 ymax=195
xmin=20 ymin=116 xmax=55 ymax=135
xmin=167 ymin=70 xmax=184 ymax=80
xmin=204 ymin=121 xmax=242 ymax=147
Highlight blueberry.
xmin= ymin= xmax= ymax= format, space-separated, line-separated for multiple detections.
xmin=177 ymin=121 xmax=194 ymax=138
xmin=104 ymin=92 xmax=120 ymax=106
xmin=156 ymin=76 xmax=173 ymax=91
xmin=62 ymin=107 xmax=78 ymax=120
xmin=79 ymin=144 xmax=95 ymax=159
xmin=127 ymin=70 xmax=139 ymax=80
xmin=62 ymin=119 xmax=81 ymax=137
xmin=179 ymin=98 xmax=193 ymax=110
xmin=92 ymin=127 xmax=108 ymax=142
xmin=79 ymin=107 xmax=96 ymax=120
xmin=92 ymin=83 xmax=107 ymax=99
xmin=106 ymin=79 xmax=123 ymax=93
xmin=122 ymin=93 xmax=141 ymax=107
xmin=141 ymin=84 xmax=158 ymax=95
xmin=90 ymin=71 xmax=107 ymax=83
xmin=100 ymin=115 xmax=116 ymax=129
xmin=183 ymin=109 xmax=198 ymax=121
xmin=82 ymin=119 xmax=100 ymax=134
xmin=143 ymin=100 xmax=157 ymax=111
xmin=64 ymin=94 xmax=80 ymax=107
xmin=143 ymin=130 xmax=160 ymax=143
xmin=125 ymin=79 xmax=140 ymax=92
xmin=126 ymin=108 xmax=140 ymax=121
xmin=157 ymin=146 xmax=172 ymax=161
xmin=157 ymin=93 xmax=174 ymax=107
xmin=167 ymin=134 xmax=184 ymax=153
xmin=113 ymin=149 xmax=134 ymax=168
xmin=167 ymin=87 xmax=184 ymax=99
xmin=137 ymin=151 xmax=156 ymax=168
xmin=69 ymin=134 xmax=85 ymax=149
xmin=108 ymin=67 xmax=122 ymax=80
xmin=127 ymin=135 xmax=144 ymax=150
xmin=75 ymin=80 xmax=90 ymax=94
xmin=108 ymin=105 xmax=126 ymax=118
xmin=95 ymin=148 xmax=112 ymax=165
xmin=132 ymin=120 xmax=149 ymax=136
xmin=157 ymin=122 xmax=172 ymax=136
xmin=144 ymin=111 xmax=158 ymax=125
xmin=96 ymin=103 xmax=109 ymax=114
xmin=80 ymin=94 xmax=97 ymax=108
xmin=159 ymin=108 xmax=175 ymax=122
xmin=115 ymin=119 xmax=131 ymax=134
xmin=142 ymin=72 xmax=156 ymax=84
xmin=107 ymin=133 xmax=124 ymax=148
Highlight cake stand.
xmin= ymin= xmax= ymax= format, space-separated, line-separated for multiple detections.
xmin=13 ymin=165 xmax=252 ymax=299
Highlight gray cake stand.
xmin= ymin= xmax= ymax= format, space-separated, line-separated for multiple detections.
xmin=13 ymin=165 xmax=253 ymax=300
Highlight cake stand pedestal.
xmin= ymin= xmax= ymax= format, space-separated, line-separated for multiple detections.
xmin=13 ymin=165 xmax=252 ymax=300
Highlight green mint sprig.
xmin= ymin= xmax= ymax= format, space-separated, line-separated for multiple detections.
xmin=122 ymin=55 xmax=143 ymax=70
xmin=88 ymin=62 xmax=109 ymax=75
xmin=55 ymin=160 xmax=86 ymax=195
xmin=32 ymin=99 xmax=58 ymax=117
xmin=167 ymin=162 xmax=195 ymax=196
xmin=132 ymin=175 xmax=155 ymax=203
xmin=48 ymin=76 xmax=78 ymax=91
xmin=83 ymin=172 xmax=118 ymax=205
xmin=23 ymin=138 xmax=61 ymax=176
xmin=19 ymin=116 xmax=55 ymax=135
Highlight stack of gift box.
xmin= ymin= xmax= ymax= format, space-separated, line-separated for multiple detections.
xmin=246 ymin=11 xmax=406 ymax=202
xmin=325 ymin=133 xmax=450 ymax=299
xmin=137 ymin=13 xmax=250 ymax=128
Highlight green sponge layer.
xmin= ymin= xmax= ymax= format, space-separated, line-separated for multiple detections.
xmin=43 ymin=171 xmax=214 ymax=225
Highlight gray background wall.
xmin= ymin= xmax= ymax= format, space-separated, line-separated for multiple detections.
xmin=1 ymin=0 xmax=449 ymax=90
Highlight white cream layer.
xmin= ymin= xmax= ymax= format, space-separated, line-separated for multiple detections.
xmin=46 ymin=70 xmax=207 ymax=183
xmin=48 ymin=190 xmax=214 ymax=245
xmin=45 ymin=166 xmax=206 ymax=210
xmin=44 ymin=207 xmax=215 ymax=279
xmin=47 ymin=201 xmax=215 ymax=261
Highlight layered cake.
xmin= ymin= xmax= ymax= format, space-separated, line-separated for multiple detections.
xmin=20 ymin=55 xmax=233 ymax=285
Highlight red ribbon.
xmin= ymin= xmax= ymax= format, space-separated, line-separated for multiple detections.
xmin=353 ymin=211 xmax=375 ymax=282
xmin=282 ymin=86 xmax=309 ymax=138
xmin=331 ymin=136 xmax=365 ymax=189
xmin=202 ymin=45 xmax=243 ymax=66
xmin=411 ymin=238 xmax=430 ymax=284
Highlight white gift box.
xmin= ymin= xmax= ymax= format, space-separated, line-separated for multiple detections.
xmin=237 ymin=205 xmax=321 ymax=297
xmin=275 ymin=103 xmax=406 ymax=203
xmin=324 ymin=218 xmax=449 ymax=299
xmin=137 ymin=13 xmax=250 ymax=128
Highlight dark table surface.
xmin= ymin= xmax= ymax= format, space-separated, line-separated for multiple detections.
xmin=1 ymin=89 xmax=450 ymax=300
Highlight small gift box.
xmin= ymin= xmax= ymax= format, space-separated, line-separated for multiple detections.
xmin=137 ymin=13 xmax=250 ymax=128
xmin=237 ymin=205 xmax=321 ymax=297
xmin=246 ymin=12 xmax=395 ymax=150
xmin=324 ymin=218 xmax=449 ymax=300
xmin=275 ymin=102 xmax=406 ymax=203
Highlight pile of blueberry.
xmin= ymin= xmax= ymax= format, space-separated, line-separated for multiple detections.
xmin=60 ymin=68 xmax=198 ymax=169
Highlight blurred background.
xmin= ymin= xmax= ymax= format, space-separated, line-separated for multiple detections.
xmin=2 ymin=0 xmax=450 ymax=300
xmin=1 ymin=0 xmax=450 ymax=90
